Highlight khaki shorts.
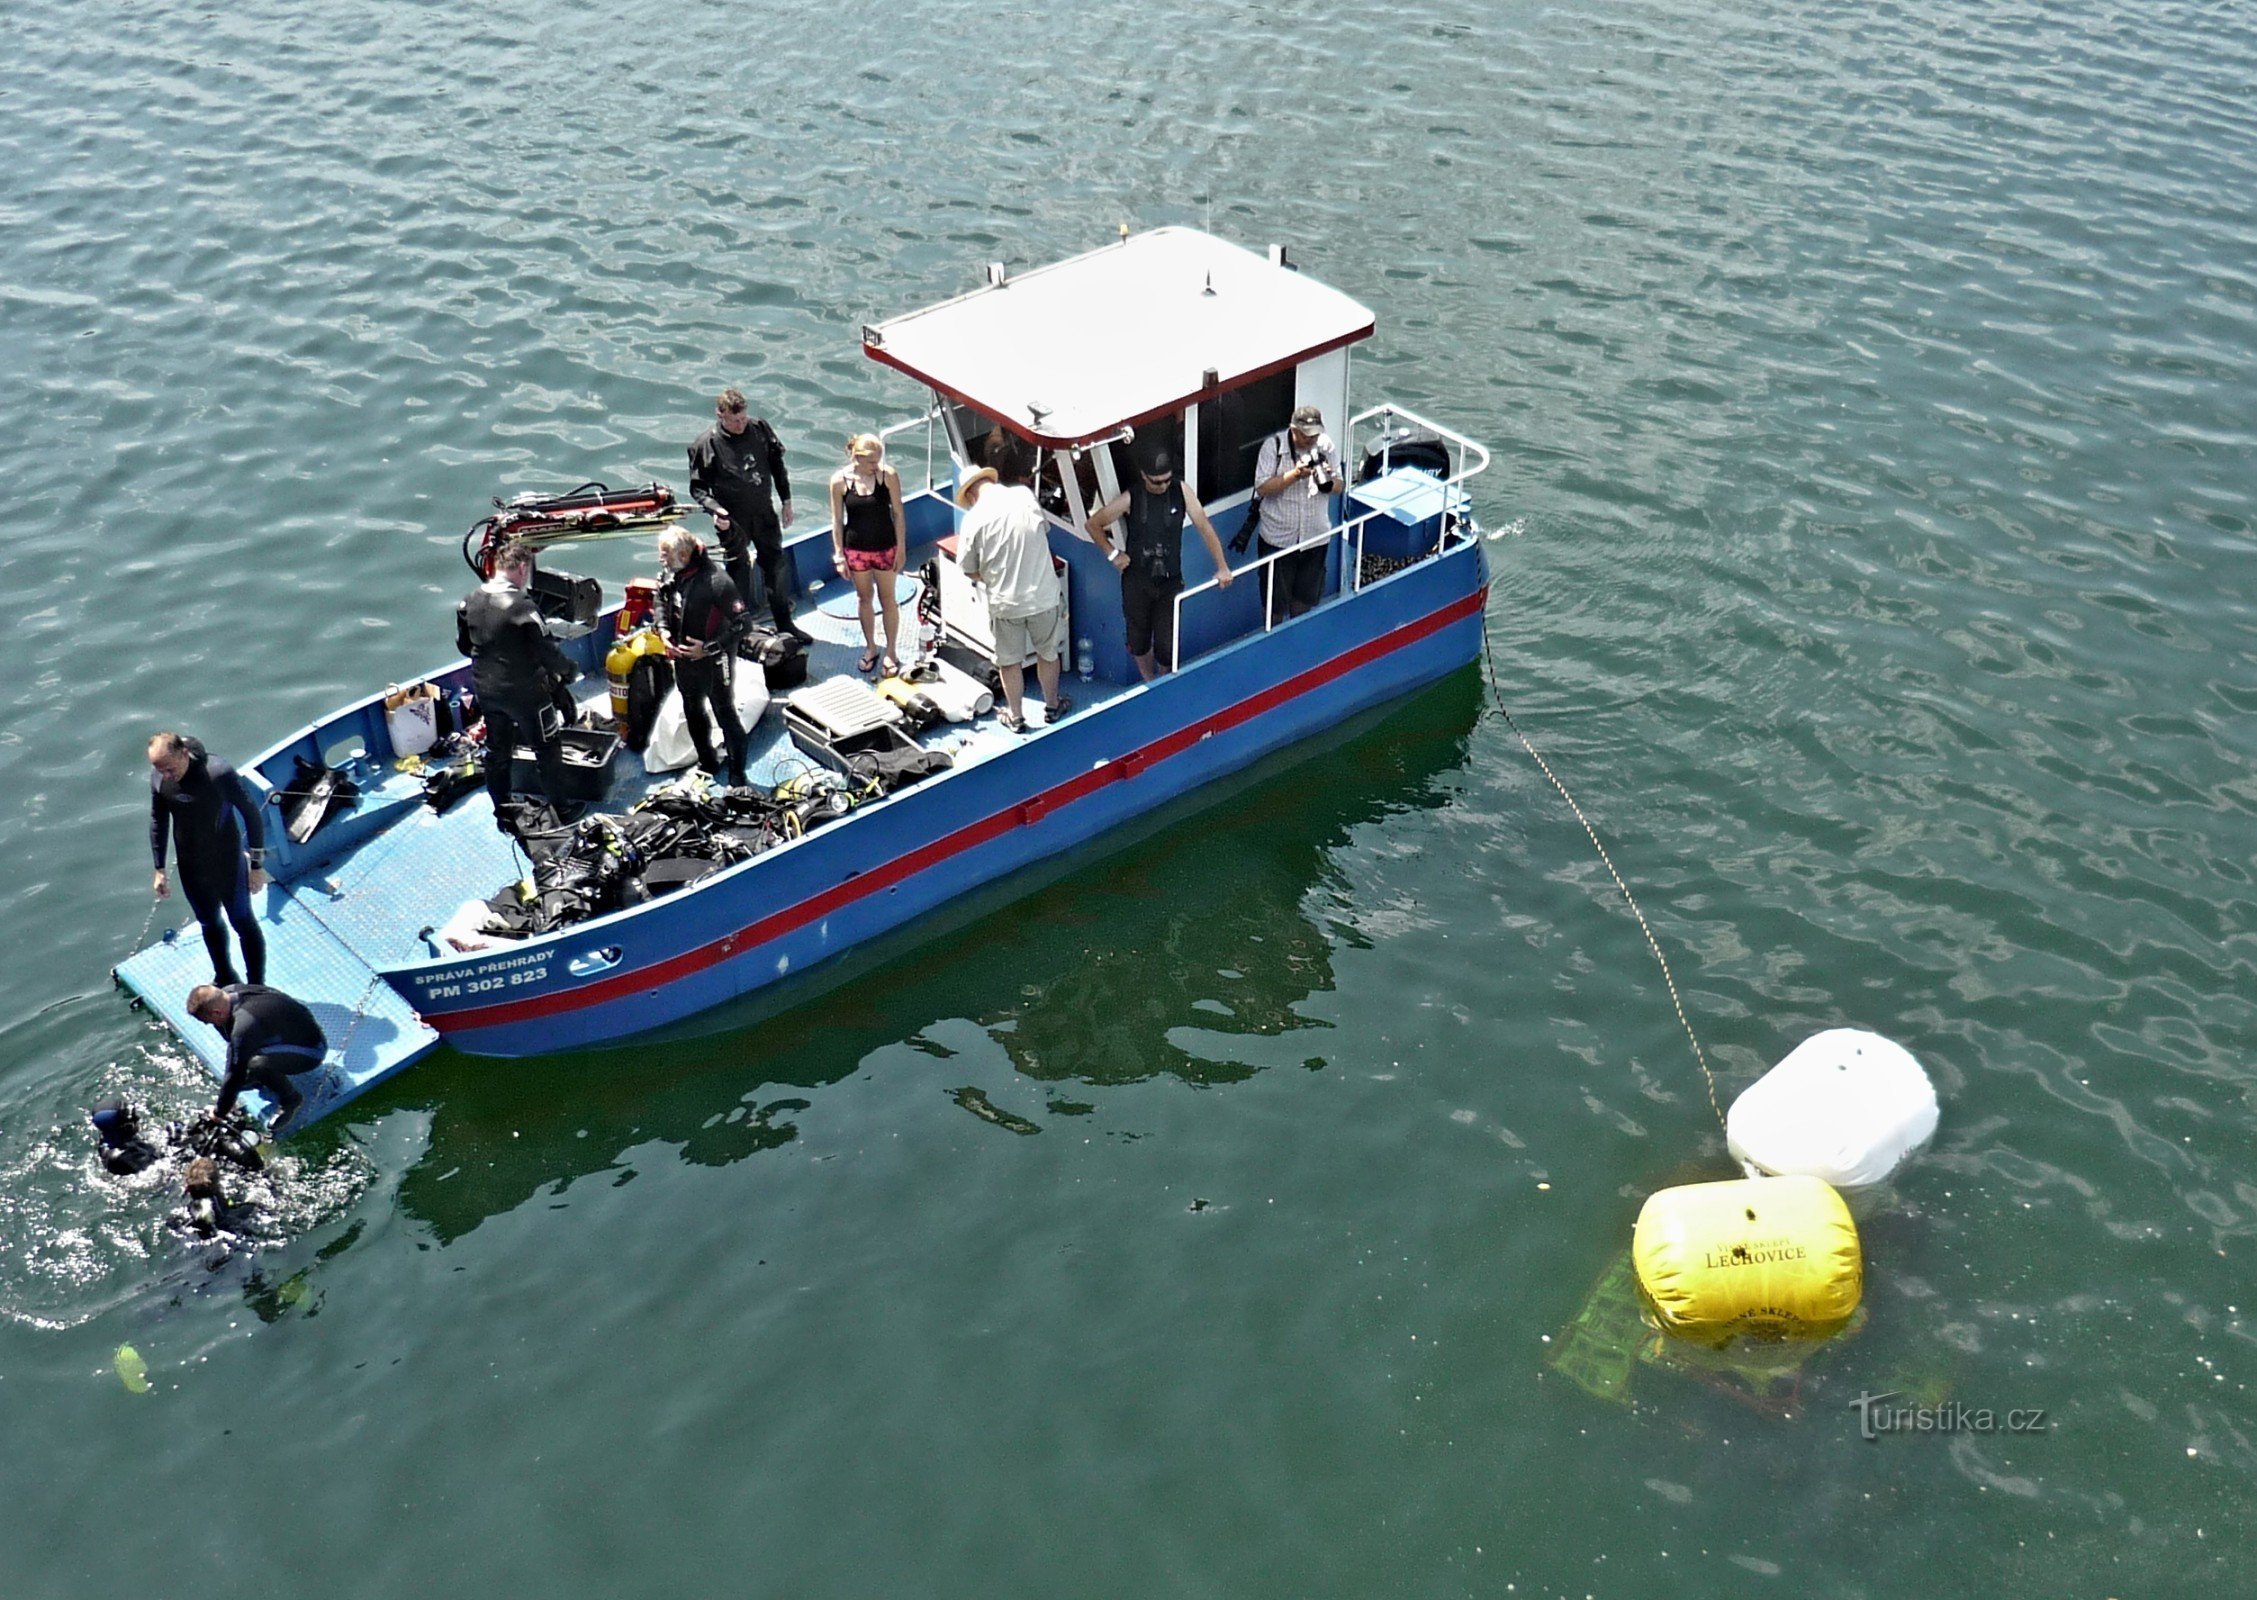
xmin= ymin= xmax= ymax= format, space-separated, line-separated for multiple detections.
xmin=991 ymin=603 xmax=1066 ymax=664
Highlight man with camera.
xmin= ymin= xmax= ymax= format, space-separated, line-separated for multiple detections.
xmin=1251 ymin=404 xmax=1343 ymax=621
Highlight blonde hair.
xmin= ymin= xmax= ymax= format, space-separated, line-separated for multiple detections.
xmin=846 ymin=433 xmax=883 ymax=460
xmin=658 ymin=527 xmax=702 ymax=563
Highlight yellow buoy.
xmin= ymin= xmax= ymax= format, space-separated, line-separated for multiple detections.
xmin=1631 ymin=1174 xmax=1862 ymax=1347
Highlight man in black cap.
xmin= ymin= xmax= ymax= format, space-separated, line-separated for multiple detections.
xmin=688 ymin=386 xmax=808 ymax=642
xmin=1087 ymin=447 xmax=1233 ymax=681
xmin=188 ymin=981 xmax=328 ymax=1134
xmin=1251 ymin=403 xmax=1342 ymax=621
xmin=457 ymin=537 xmax=582 ymax=821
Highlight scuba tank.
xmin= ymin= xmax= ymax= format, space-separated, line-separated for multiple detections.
xmin=607 ymin=627 xmax=667 ymax=727
xmin=875 ymin=676 xmax=946 ymax=732
xmin=606 ymin=634 xmax=641 ymax=726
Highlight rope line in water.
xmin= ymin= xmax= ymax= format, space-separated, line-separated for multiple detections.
xmin=1476 ymin=608 xmax=1726 ymax=1134
xmin=122 ymin=897 xmax=161 ymax=965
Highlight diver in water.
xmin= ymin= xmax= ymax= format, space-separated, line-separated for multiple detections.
xmin=188 ymin=982 xmax=328 ymax=1135
xmin=89 ymin=1095 xmax=161 ymax=1176
xmin=177 ymin=1157 xmax=230 ymax=1238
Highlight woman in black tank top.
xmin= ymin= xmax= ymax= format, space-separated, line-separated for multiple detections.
xmin=828 ymin=432 xmax=909 ymax=672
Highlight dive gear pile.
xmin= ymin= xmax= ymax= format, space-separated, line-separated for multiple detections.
xmin=477 ymin=758 xmax=947 ymax=938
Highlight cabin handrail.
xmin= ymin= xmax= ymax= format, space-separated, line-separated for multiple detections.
xmin=1165 ymin=402 xmax=1490 ymax=672
xmin=877 ymin=405 xmax=946 ymax=497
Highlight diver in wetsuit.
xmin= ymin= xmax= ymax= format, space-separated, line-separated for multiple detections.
xmin=456 ymin=537 xmax=582 ymax=821
xmin=188 ymin=982 xmax=327 ymax=1133
xmin=89 ymin=1095 xmax=161 ymax=1176
xmin=656 ymin=528 xmax=751 ymax=786
xmin=149 ymin=731 xmax=268 ymax=987
xmin=687 ymin=386 xmax=807 ymax=641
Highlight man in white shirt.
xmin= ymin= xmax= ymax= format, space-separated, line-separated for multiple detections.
xmin=955 ymin=439 xmax=1069 ymax=733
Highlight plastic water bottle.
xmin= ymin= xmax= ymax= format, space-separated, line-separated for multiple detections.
xmin=919 ymin=613 xmax=939 ymax=661
xmin=1076 ymin=636 xmax=1094 ymax=681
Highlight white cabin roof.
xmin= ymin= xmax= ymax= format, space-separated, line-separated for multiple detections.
xmin=863 ymin=228 xmax=1374 ymax=448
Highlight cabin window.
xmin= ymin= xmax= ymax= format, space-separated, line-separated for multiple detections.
xmin=945 ymin=399 xmax=1001 ymax=475
xmin=1197 ymin=368 xmax=1297 ymax=502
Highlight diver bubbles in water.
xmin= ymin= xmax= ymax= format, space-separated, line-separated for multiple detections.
xmin=0 ymin=1018 xmax=372 ymax=1333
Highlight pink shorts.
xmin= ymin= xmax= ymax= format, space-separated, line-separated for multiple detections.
xmin=844 ymin=547 xmax=898 ymax=574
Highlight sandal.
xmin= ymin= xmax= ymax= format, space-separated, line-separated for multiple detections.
xmin=1046 ymin=693 xmax=1074 ymax=717
xmin=857 ymin=648 xmax=880 ymax=674
xmin=882 ymin=654 xmax=902 ymax=678
xmin=997 ymin=709 xmax=1025 ymax=733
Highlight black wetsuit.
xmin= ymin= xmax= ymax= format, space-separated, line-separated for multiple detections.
xmin=150 ymin=739 xmax=267 ymax=986
xmin=659 ymin=549 xmax=751 ymax=784
xmin=688 ymin=418 xmax=798 ymax=634
xmin=99 ymin=1136 xmax=161 ymax=1177
xmin=1119 ymin=479 xmax=1188 ymax=663
xmin=211 ymin=984 xmax=327 ymax=1122
xmin=456 ymin=575 xmax=580 ymax=811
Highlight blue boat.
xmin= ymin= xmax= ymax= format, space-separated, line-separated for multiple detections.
xmin=114 ymin=227 xmax=1492 ymax=1129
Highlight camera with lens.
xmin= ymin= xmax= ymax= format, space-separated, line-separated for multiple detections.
xmin=1297 ymin=444 xmax=1339 ymax=494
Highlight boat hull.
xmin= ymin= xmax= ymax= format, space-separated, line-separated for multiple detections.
xmin=389 ymin=543 xmax=1487 ymax=1056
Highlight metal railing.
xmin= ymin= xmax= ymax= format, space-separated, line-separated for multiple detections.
xmin=876 ymin=404 xmax=946 ymax=497
xmin=1166 ymin=402 xmax=1491 ymax=672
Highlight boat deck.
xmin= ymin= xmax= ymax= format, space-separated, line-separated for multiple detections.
xmin=114 ymin=592 xmax=1128 ymax=1125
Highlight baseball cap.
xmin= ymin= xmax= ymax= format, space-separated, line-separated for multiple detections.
xmin=1290 ymin=405 xmax=1324 ymax=433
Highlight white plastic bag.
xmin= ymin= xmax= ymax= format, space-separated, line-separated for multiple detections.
xmin=384 ymin=682 xmax=441 ymax=758
xmin=642 ymin=662 xmax=770 ymax=776
xmin=1727 ymin=1028 xmax=1939 ymax=1190
xmin=437 ymin=897 xmax=499 ymax=954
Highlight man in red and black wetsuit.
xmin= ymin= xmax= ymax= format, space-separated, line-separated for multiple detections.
xmin=656 ymin=528 xmax=751 ymax=786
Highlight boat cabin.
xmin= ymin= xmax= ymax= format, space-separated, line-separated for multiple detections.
xmin=857 ymin=226 xmax=1464 ymax=680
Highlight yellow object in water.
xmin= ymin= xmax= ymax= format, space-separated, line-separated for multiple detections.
xmin=1632 ymin=1174 xmax=1862 ymax=1347
xmin=114 ymin=1344 xmax=149 ymax=1395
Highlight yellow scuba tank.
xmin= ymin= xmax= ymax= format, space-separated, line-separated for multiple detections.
xmin=606 ymin=634 xmax=640 ymax=726
xmin=607 ymin=628 xmax=667 ymax=726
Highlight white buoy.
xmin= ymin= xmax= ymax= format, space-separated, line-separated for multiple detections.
xmin=1727 ymin=1028 xmax=1938 ymax=1190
